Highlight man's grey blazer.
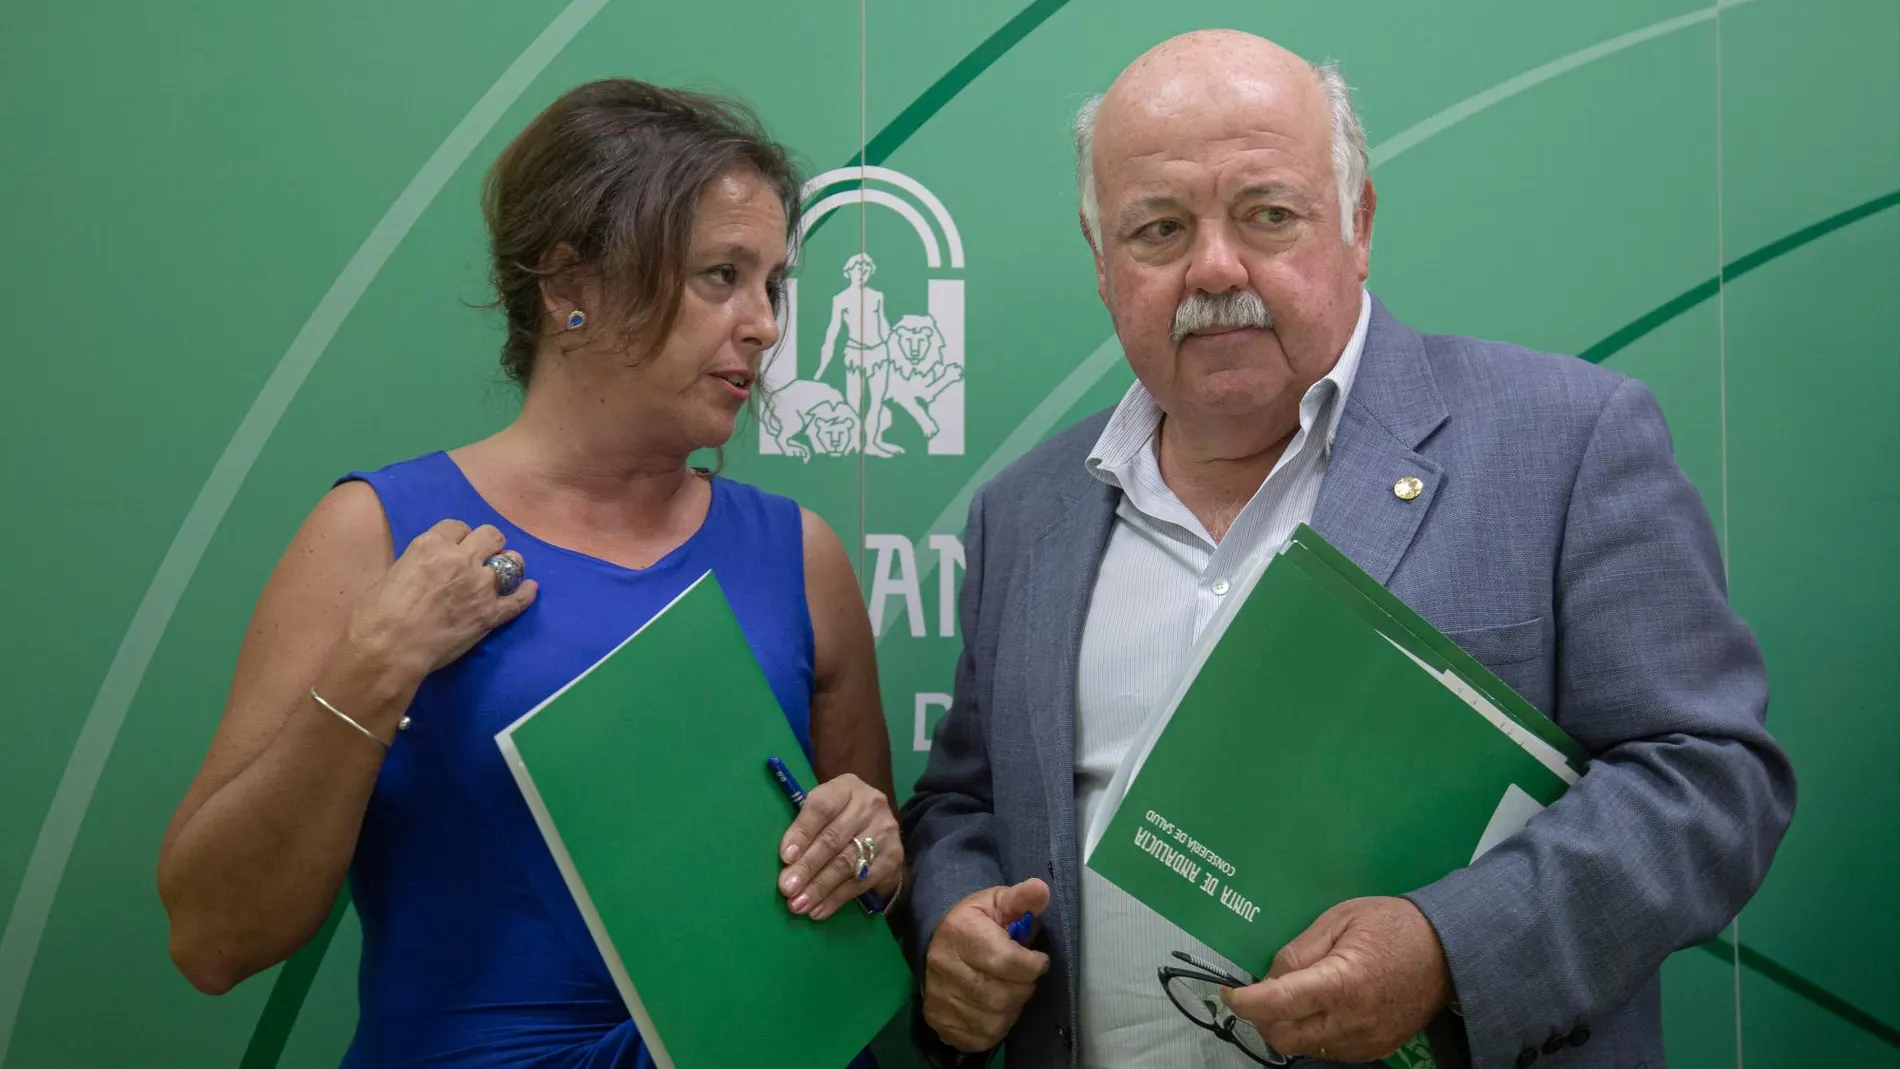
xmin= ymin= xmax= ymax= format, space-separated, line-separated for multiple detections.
xmin=897 ymin=296 xmax=1796 ymax=1069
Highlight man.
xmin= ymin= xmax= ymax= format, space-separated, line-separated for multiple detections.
xmin=897 ymin=28 xmax=1795 ymax=1069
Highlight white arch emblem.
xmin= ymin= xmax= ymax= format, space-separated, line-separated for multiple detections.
xmin=759 ymin=166 xmax=966 ymax=459
xmin=801 ymin=189 xmax=943 ymax=268
xmin=798 ymin=165 xmax=965 ymax=269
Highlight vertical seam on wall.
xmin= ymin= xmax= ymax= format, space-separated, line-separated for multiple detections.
xmin=1715 ymin=9 xmax=1732 ymax=594
xmin=857 ymin=0 xmax=869 ymax=579
xmin=1715 ymin=7 xmax=1742 ymax=1069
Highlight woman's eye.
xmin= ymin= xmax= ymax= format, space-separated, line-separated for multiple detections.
xmin=766 ymin=278 xmax=785 ymax=312
xmin=707 ymin=264 xmax=737 ymax=285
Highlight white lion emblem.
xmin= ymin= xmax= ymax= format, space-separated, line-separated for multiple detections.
xmin=883 ymin=313 xmax=963 ymax=440
xmin=760 ymin=379 xmax=862 ymax=462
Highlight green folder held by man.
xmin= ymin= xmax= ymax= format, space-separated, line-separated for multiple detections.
xmin=1085 ymin=524 xmax=1588 ymax=1069
xmin=495 ymin=571 xmax=911 ymax=1069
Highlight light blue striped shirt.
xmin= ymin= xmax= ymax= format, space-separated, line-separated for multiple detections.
xmin=1074 ymin=290 xmax=1371 ymax=1068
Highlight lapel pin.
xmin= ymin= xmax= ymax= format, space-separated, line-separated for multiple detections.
xmin=1394 ymin=476 xmax=1423 ymax=501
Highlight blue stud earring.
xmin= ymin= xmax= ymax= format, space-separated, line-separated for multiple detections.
xmin=566 ymin=309 xmax=586 ymax=330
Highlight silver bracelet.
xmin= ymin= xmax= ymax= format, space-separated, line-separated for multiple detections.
xmin=309 ymin=687 xmax=407 ymax=749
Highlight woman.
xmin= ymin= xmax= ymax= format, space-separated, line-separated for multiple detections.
xmin=156 ymin=79 xmax=903 ymax=1067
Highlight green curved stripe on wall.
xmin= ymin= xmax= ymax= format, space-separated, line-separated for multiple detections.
xmin=852 ymin=0 xmax=1069 ymax=169
xmin=1580 ymin=190 xmax=1900 ymax=363
xmin=804 ymin=0 xmax=1072 ymax=251
xmin=236 ymin=893 xmax=351 ymax=1069
xmin=1699 ymin=936 xmax=1900 ymax=1050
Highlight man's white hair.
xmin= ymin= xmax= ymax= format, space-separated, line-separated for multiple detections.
xmin=1073 ymin=59 xmax=1369 ymax=246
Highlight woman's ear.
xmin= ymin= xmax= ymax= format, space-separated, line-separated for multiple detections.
xmin=538 ymin=243 xmax=587 ymax=324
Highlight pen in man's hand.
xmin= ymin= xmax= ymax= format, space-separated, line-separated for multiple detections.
xmin=1006 ymin=911 xmax=1034 ymax=945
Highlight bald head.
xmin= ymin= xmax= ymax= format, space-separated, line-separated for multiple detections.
xmin=1110 ymin=30 xmax=1320 ymax=119
xmin=1074 ymin=30 xmax=1367 ymax=244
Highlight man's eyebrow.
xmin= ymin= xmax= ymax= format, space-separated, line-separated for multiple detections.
xmin=1235 ymin=184 xmax=1310 ymax=203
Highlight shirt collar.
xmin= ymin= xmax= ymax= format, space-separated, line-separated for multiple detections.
xmin=1086 ymin=289 xmax=1373 ymax=489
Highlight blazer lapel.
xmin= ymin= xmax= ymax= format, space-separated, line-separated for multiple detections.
xmin=1021 ymin=474 xmax=1118 ymax=894
xmin=1312 ymin=297 xmax=1450 ymax=584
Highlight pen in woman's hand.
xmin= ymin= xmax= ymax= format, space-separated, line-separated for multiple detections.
xmin=767 ymin=756 xmax=887 ymax=915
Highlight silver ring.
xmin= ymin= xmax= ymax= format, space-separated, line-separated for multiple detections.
xmin=484 ymin=554 xmax=524 ymax=596
xmin=853 ymin=836 xmax=875 ymax=881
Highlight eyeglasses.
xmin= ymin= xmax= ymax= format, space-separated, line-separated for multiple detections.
xmin=1156 ymin=950 xmax=1290 ymax=1066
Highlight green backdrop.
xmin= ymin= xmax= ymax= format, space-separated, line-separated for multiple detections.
xmin=3 ymin=1 xmax=1895 ymax=1066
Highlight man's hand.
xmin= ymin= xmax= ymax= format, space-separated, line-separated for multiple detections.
xmin=921 ymin=879 xmax=1051 ymax=1053
xmin=1222 ymin=896 xmax=1452 ymax=1064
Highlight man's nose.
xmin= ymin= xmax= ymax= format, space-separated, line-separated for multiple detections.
xmin=1182 ymin=224 xmax=1249 ymax=295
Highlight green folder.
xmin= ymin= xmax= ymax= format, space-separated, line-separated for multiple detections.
xmin=1084 ymin=525 xmax=1585 ymax=1069
xmin=496 ymin=570 xmax=911 ymax=1069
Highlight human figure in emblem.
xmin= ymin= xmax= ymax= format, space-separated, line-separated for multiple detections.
xmin=817 ymin=253 xmax=903 ymax=456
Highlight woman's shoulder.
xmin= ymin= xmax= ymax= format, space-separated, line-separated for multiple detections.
xmin=338 ymin=449 xmax=453 ymax=490
xmin=709 ymin=474 xmax=832 ymax=555
xmin=709 ymin=472 xmax=805 ymax=520
xmin=328 ymin=451 xmax=470 ymax=548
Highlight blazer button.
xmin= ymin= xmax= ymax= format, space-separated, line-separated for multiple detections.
xmin=1568 ymin=1024 xmax=1591 ymax=1047
xmin=1542 ymin=1031 xmax=1567 ymax=1055
xmin=1515 ymin=1047 xmax=1539 ymax=1069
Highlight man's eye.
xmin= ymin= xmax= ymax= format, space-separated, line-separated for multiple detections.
xmin=1136 ymin=219 xmax=1183 ymax=241
xmin=1256 ymin=207 xmax=1292 ymax=225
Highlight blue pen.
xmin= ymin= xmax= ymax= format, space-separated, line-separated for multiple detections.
xmin=1006 ymin=911 xmax=1034 ymax=945
xmin=767 ymin=756 xmax=886 ymax=915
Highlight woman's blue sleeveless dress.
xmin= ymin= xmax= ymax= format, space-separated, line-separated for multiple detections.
xmin=336 ymin=451 xmax=880 ymax=1069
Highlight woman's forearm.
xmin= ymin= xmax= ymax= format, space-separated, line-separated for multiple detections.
xmin=158 ymin=645 xmax=420 ymax=994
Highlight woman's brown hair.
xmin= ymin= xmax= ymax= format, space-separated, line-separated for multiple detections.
xmin=482 ymin=78 xmax=803 ymax=386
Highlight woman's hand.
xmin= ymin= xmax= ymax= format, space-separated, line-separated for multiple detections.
xmin=345 ymin=520 xmax=539 ymax=676
xmin=777 ymin=773 xmax=904 ymax=921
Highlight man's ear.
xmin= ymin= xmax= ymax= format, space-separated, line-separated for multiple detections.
xmin=1353 ymin=179 xmax=1378 ymax=281
xmin=1082 ymin=212 xmax=1111 ymax=308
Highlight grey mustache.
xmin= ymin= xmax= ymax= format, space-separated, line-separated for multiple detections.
xmin=1172 ymin=290 xmax=1274 ymax=342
